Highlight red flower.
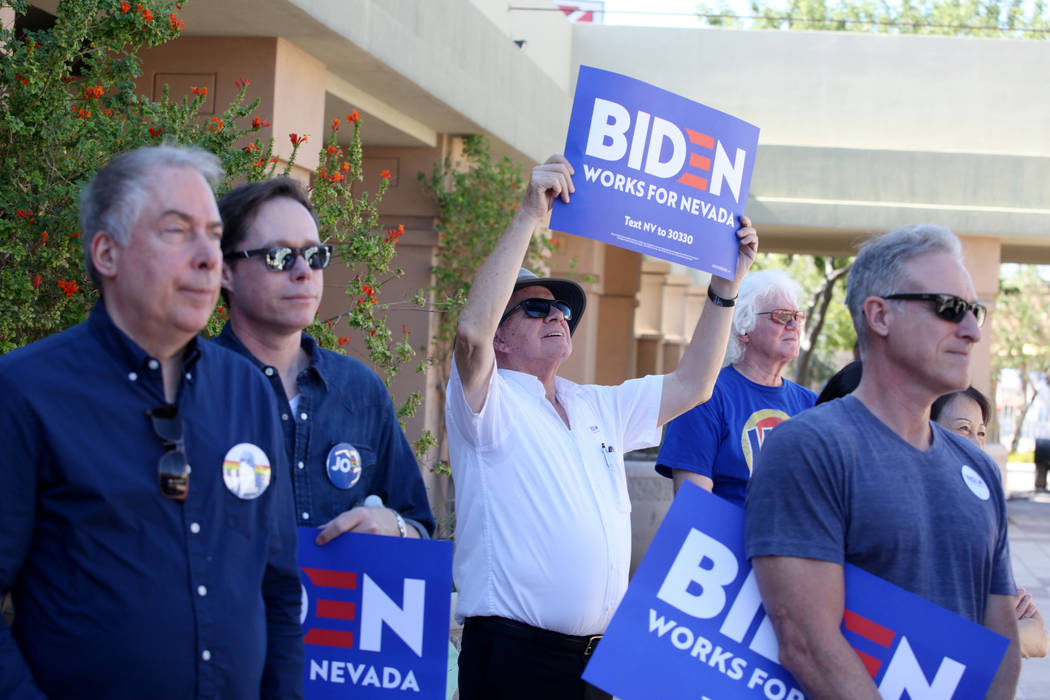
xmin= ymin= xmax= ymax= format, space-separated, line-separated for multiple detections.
xmin=84 ymin=85 xmax=103 ymax=100
xmin=142 ymin=8 xmax=154 ymax=23
xmin=73 ymin=107 xmax=91 ymax=119
xmin=191 ymin=86 xmax=208 ymax=97
xmin=330 ymin=172 xmax=344 ymax=183
xmin=40 ymin=231 xmax=48 ymax=245
xmin=331 ymin=118 xmax=340 ymax=131
xmin=337 ymin=335 xmax=350 ymax=346
xmin=57 ymin=279 xmax=78 ymax=298
xmin=120 ymin=1 xmax=130 ymax=12
xmin=148 ymin=126 xmax=162 ymax=138
xmin=402 ymin=324 xmax=408 ymax=335
xmin=289 ymin=133 xmax=308 ymax=146
xmin=242 ymin=142 xmax=260 ymax=152
xmin=326 ymin=145 xmax=340 ymax=156
xmin=235 ymin=77 xmax=250 ymax=90
xmin=340 ymin=161 xmax=350 ymax=172
xmin=218 ymin=305 xmax=228 ymax=320
xmin=379 ymin=169 xmax=391 ymax=179
xmin=169 ymin=13 xmax=184 ymax=31
xmin=15 ymin=209 xmax=29 ymax=220
xmin=208 ymin=117 xmax=224 ymax=133
xmin=253 ymin=158 xmax=267 ymax=168
xmin=384 ymin=224 xmax=404 ymax=244
xmin=16 ymin=75 xmax=28 ymax=86
xmin=347 ymin=110 xmax=360 ymax=123
xmin=69 ymin=232 xmax=81 ymax=239
xmin=32 ymin=274 xmax=42 ymax=290
xmin=553 ymin=239 xmax=562 ymax=248
xmin=251 ymin=115 xmax=270 ymax=129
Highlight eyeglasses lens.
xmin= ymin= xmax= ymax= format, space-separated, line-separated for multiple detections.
xmin=147 ymin=404 xmax=189 ymax=501
xmin=521 ymin=299 xmax=572 ymax=320
xmin=768 ymin=310 xmax=804 ymax=324
xmin=263 ymin=245 xmax=333 ymax=271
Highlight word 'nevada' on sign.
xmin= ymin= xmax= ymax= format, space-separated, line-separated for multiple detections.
xmin=297 ymin=528 xmax=453 ymax=699
xmin=583 ymin=485 xmax=1009 ymax=700
xmin=550 ymin=65 xmax=760 ymax=278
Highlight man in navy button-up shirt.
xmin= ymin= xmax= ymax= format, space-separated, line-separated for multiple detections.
xmin=0 ymin=146 xmax=304 ymax=699
xmin=214 ymin=178 xmax=434 ymax=543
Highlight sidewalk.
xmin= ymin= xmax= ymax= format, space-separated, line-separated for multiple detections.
xmin=1005 ymin=462 xmax=1050 ymax=699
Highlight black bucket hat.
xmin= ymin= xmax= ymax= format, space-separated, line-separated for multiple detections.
xmin=508 ymin=268 xmax=587 ymax=335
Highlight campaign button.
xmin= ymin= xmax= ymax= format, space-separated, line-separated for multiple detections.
xmin=221 ymin=443 xmax=271 ymax=500
xmin=326 ymin=442 xmax=362 ymax=489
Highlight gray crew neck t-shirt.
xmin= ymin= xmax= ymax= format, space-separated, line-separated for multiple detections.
xmin=745 ymin=395 xmax=1014 ymax=624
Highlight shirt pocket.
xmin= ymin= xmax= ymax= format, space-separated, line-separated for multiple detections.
xmin=224 ymin=495 xmax=260 ymax=540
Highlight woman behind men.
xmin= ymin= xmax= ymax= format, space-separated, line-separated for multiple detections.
xmin=656 ymin=269 xmax=817 ymax=506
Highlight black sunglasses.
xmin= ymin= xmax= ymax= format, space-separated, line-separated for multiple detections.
xmin=883 ymin=293 xmax=987 ymax=327
xmin=499 ymin=298 xmax=573 ymax=326
xmin=224 ymin=244 xmax=332 ymax=272
xmin=147 ymin=403 xmax=189 ymax=501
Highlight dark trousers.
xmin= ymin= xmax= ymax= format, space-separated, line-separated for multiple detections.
xmin=459 ymin=616 xmax=612 ymax=700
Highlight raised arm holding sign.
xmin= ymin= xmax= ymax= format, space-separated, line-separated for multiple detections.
xmin=447 ymin=152 xmax=756 ymax=699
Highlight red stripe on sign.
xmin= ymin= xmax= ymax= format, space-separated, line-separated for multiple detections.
xmin=304 ymin=628 xmax=355 ymax=649
xmin=301 ymin=568 xmax=357 ymax=589
xmin=316 ymin=599 xmax=356 ymax=621
xmin=677 ymin=173 xmax=708 ymax=191
xmin=685 ymin=128 xmax=715 ymax=149
xmin=689 ymin=153 xmax=712 ymax=171
xmin=852 ymin=647 xmax=883 ymax=677
xmin=843 ymin=609 xmax=894 ymax=647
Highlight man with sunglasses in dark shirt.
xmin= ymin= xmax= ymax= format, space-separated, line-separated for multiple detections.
xmin=215 ymin=178 xmax=434 ymax=544
xmin=0 ymin=146 xmax=303 ymax=699
xmin=746 ymin=225 xmax=1020 ymax=699
xmin=448 ymin=154 xmax=758 ymax=699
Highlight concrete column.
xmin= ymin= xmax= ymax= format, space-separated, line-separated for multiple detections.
xmin=593 ymin=246 xmax=642 ymax=384
xmin=136 ymin=36 xmax=325 ymax=174
xmin=552 ymin=235 xmax=603 ymax=385
xmin=960 ymin=235 xmax=1002 ymax=395
xmin=635 ymin=261 xmax=670 ymax=375
xmin=660 ymin=274 xmax=691 ymax=371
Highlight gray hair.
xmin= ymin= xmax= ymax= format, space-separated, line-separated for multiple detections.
xmin=844 ymin=224 xmax=963 ymax=352
xmin=724 ymin=269 xmax=803 ymax=366
xmin=79 ymin=144 xmax=224 ymax=286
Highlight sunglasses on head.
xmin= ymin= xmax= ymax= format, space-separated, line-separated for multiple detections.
xmin=499 ymin=298 xmax=573 ymax=326
xmin=224 ymin=244 xmax=332 ymax=272
xmin=756 ymin=309 xmax=806 ymax=325
xmin=147 ymin=403 xmax=189 ymax=501
xmin=883 ymin=293 xmax=986 ymax=327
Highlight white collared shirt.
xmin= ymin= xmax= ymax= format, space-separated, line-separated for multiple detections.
xmin=447 ymin=357 xmax=663 ymax=636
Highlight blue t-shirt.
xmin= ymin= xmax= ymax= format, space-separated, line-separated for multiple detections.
xmin=656 ymin=364 xmax=816 ymax=506
xmin=745 ymin=395 xmax=1014 ymax=624
xmin=215 ymin=326 xmax=435 ymax=536
xmin=0 ymin=303 xmax=303 ymax=700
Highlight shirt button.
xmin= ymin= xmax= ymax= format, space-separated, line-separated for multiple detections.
xmin=185 ymin=372 xmax=192 ymax=381
xmin=148 ymin=359 xmax=159 ymax=370
xmin=201 ymin=650 xmax=211 ymax=662
xmin=302 ymin=512 xmax=310 ymax=520
xmin=300 ymin=412 xmax=308 ymax=421
xmin=127 ymin=372 xmax=138 ymax=381
xmin=264 ymin=367 xmax=275 ymax=377
xmin=197 ymin=585 xmax=207 ymax=597
xmin=281 ymin=414 xmax=289 ymax=421
xmin=297 ymin=461 xmax=305 ymax=470
xmin=190 ymin=522 xmax=201 ymax=534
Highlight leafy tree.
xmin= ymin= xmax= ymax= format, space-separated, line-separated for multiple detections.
xmin=698 ymin=0 xmax=1050 ymax=36
xmin=1 ymin=0 xmax=420 ymax=434
xmin=989 ymin=265 xmax=1050 ymax=451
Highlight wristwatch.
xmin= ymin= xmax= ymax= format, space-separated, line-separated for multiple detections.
xmin=707 ymin=286 xmax=737 ymax=307
xmin=394 ymin=510 xmax=407 ymax=538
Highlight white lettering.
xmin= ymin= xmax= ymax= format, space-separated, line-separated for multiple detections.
xmin=383 ymin=666 xmax=401 ymax=688
xmin=330 ymin=661 xmax=345 ymax=684
xmin=764 ymin=678 xmax=787 ymax=700
xmin=584 ymin=98 xmax=630 ymax=162
xmin=671 ymin=625 xmax=694 ymax=650
xmin=309 ymin=659 xmax=328 ymax=681
xmin=656 ymin=528 xmax=739 ymax=619
xmin=627 ymin=111 xmax=650 ymax=170
xmin=644 ymin=117 xmax=686 ymax=179
xmin=401 ymin=670 xmax=420 ymax=691
xmin=878 ymin=637 xmax=965 ymax=699
xmin=710 ymin=143 xmax=746 ymax=202
xmin=648 ymin=608 xmax=677 ymax=637
xmin=347 ymin=662 xmax=366 ymax=683
xmin=363 ymin=665 xmax=381 ymax=687
xmin=360 ymin=574 xmax=425 ymax=657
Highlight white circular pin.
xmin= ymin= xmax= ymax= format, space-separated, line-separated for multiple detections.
xmin=326 ymin=442 xmax=362 ymax=489
xmin=221 ymin=443 xmax=272 ymax=500
xmin=960 ymin=465 xmax=990 ymax=501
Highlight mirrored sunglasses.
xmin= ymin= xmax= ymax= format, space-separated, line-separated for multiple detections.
xmin=756 ymin=309 xmax=806 ymax=325
xmin=883 ymin=293 xmax=986 ymax=327
xmin=499 ymin=298 xmax=573 ymax=326
xmin=224 ymin=244 xmax=333 ymax=272
xmin=147 ymin=403 xmax=189 ymax=501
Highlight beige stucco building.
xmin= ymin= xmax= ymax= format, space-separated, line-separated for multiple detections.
xmin=19 ymin=1 xmax=1050 ymax=510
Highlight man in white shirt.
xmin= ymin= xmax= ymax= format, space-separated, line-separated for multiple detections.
xmin=448 ymin=154 xmax=758 ymax=699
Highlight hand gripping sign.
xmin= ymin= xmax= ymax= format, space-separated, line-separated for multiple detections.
xmin=297 ymin=528 xmax=453 ymax=699
xmin=550 ymin=65 xmax=760 ymax=277
xmin=583 ymin=484 xmax=1009 ymax=699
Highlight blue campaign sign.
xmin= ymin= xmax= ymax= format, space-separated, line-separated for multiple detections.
xmin=550 ymin=65 xmax=760 ymax=278
xmin=297 ymin=528 xmax=453 ymax=699
xmin=584 ymin=484 xmax=1009 ymax=699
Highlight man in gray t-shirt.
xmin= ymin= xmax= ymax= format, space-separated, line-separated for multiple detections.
xmin=745 ymin=225 xmax=1020 ymax=699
